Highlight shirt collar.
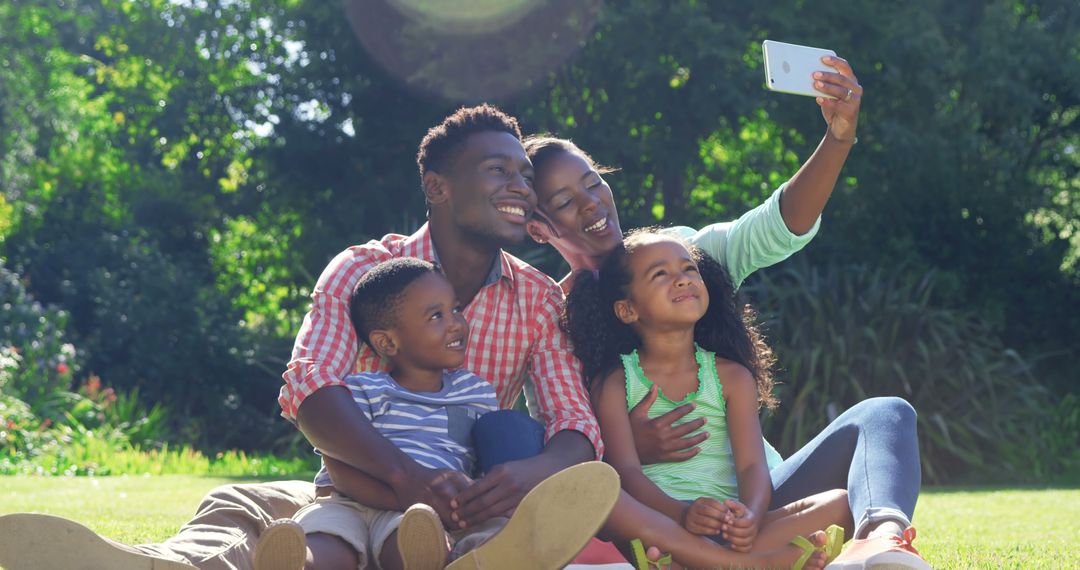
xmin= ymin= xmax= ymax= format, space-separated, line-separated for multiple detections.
xmin=405 ymin=222 xmax=515 ymax=289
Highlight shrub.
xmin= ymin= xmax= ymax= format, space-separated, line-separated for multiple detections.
xmin=744 ymin=259 xmax=1057 ymax=484
xmin=0 ymin=391 xmax=63 ymax=471
xmin=1021 ymin=392 xmax=1080 ymax=485
xmin=5 ymin=220 xmax=288 ymax=451
xmin=0 ymin=262 xmax=80 ymax=411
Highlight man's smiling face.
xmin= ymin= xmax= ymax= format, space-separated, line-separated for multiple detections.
xmin=439 ymin=130 xmax=537 ymax=247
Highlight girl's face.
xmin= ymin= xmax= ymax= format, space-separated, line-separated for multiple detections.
xmin=528 ymin=150 xmax=623 ymax=258
xmin=615 ymin=237 xmax=709 ymax=329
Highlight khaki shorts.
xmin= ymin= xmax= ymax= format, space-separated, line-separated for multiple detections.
xmin=293 ymin=493 xmax=507 ymax=569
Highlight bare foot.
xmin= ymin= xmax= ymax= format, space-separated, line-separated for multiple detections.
xmin=756 ymin=529 xmax=828 ymax=569
xmin=645 ymin=544 xmax=684 ymax=569
xmin=634 ymin=543 xmax=676 ymax=570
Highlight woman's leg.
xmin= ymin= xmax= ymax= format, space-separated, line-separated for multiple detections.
xmin=769 ymin=397 xmax=920 ymax=538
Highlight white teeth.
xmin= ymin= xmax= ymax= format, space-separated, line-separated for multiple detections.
xmin=446 ymin=340 xmax=463 ymax=348
xmin=585 ymin=218 xmax=607 ymax=232
xmin=497 ymin=206 xmax=526 ymax=217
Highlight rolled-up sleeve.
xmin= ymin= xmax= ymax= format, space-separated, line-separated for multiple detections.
xmin=525 ymin=285 xmax=604 ymax=459
xmin=278 ymin=245 xmax=390 ymax=421
xmin=665 ymin=184 xmax=819 ymax=289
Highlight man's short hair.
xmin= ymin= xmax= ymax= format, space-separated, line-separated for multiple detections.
xmin=416 ymin=104 xmax=523 ymax=177
xmin=350 ymin=257 xmax=439 ymax=348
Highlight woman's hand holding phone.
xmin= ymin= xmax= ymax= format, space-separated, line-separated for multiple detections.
xmin=814 ymin=55 xmax=862 ymax=144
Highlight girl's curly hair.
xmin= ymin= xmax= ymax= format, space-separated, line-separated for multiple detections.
xmin=562 ymin=228 xmax=778 ymax=410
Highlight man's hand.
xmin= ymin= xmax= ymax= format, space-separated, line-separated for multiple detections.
xmin=630 ymin=385 xmax=709 ymax=465
xmin=449 ymin=457 xmax=549 ymax=528
xmin=683 ymin=497 xmax=729 ymax=536
xmin=392 ymin=465 xmax=474 ymax=527
xmin=721 ymin=498 xmax=761 ymax=552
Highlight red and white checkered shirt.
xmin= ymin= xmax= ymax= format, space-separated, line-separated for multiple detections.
xmin=279 ymin=223 xmax=603 ymax=458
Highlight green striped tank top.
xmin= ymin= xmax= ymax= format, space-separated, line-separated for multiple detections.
xmin=622 ymin=345 xmax=783 ymax=502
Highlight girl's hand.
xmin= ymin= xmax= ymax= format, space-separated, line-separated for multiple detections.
xmin=814 ymin=56 xmax=862 ymax=144
xmin=721 ymin=498 xmax=760 ymax=552
xmin=683 ymin=497 xmax=728 ymax=536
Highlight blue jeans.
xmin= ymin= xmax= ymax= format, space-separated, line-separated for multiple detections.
xmin=472 ymin=410 xmax=545 ymax=475
xmin=769 ymin=397 xmax=920 ymax=538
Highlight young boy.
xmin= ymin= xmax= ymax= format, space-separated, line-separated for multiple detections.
xmin=290 ymin=257 xmax=618 ymax=570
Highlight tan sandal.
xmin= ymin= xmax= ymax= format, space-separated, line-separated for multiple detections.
xmin=446 ymin=461 xmax=620 ymax=570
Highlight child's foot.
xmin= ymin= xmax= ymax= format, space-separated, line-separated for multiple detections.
xmin=645 ymin=545 xmax=667 ymax=567
xmin=446 ymin=461 xmax=620 ymax=570
xmin=0 ymin=512 xmax=198 ymax=570
xmin=628 ymin=538 xmax=673 ymax=570
xmin=397 ymin=503 xmax=450 ymax=570
xmin=793 ymin=530 xmax=830 ymax=570
xmin=825 ymin=526 xmax=931 ymax=569
xmin=751 ymin=530 xmax=830 ymax=570
xmin=253 ymin=519 xmax=307 ymax=570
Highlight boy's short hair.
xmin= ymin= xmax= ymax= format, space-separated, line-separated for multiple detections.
xmin=350 ymin=257 xmax=439 ymax=347
xmin=416 ymin=104 xmax=522 ymax=178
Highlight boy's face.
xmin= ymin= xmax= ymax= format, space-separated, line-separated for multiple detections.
xmin=390 ymin=272 xmax=470 ymax=371
xmin=439 ymin=130 xmax=537 ymax=246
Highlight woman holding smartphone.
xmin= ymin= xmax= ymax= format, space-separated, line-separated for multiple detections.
xmin=525 ymin=55 xmax=931 ymax=570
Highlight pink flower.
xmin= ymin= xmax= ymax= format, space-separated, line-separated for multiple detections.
xmin=56 ymin=363 xmax=70 ymax=375
xmin=83 ymin=375 xmax=102 ymax=397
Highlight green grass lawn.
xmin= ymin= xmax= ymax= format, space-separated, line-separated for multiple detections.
xmin=1 ymin=476 xmax=1078 ymax=568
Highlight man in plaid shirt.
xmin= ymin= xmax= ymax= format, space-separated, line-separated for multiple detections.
xmin=0 ymin=105 xmax=606 ymax=570
xmin=282 ymin=104 xmax=603 ymax=540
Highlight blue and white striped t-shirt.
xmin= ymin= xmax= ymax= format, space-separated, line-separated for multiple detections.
xmin=313 ymin=369 xmax=499 ymax=487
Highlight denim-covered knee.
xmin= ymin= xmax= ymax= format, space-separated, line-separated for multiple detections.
xmin=855 ymin=397 xmax=916 ymax=426
xmin=474 ymin=409 xmax=538 ymax=432
xmin=879 ymin=396 xmax=916 ymax=424
xmin=473 ymin=410 xmax=545 ymax=474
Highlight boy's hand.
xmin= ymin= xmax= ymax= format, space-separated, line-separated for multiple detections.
xmin=630 ymin=385 xmax=709 ymax=465
xmin=393 ymin=465 xmax=473 ymax=527
xmin=721 ymin=498 xmax=760 ymax=552
xmin=683 ymin=497 xmax=728 ymax=536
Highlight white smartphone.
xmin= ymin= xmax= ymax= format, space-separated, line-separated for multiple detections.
xmin=762 ymin=40 xmax=837 ymax=98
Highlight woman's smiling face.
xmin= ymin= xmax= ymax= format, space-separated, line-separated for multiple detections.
xmin=529 ymin=150 xmax=623 ymax=258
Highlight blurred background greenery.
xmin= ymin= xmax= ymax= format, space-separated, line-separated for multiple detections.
xmin=1 ymin=0 xmax=1076 ymax=484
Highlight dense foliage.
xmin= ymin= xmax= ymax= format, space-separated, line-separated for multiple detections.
xmin=745 ymin=260 xmax=1077 ymax=484
xmin=2 ymin=0 xmax=1076 ymax=481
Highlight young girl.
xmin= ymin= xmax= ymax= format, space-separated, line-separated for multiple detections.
xmin=565 ymin=229 xmax=852 ymax=569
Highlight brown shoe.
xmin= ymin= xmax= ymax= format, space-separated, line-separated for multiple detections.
xmin=253 ymin=518 xmax=307 ymax=570
xmin=446 ymin=461 xmax=620 ymax=570
xmin=397 ymin=503 xmax=449 ymax=570
xmin=0 ymin=512 xmax=197 ymax=570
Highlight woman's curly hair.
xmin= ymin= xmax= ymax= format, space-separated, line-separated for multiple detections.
xmin=562 ymin=228 xmax=778 ymax=410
